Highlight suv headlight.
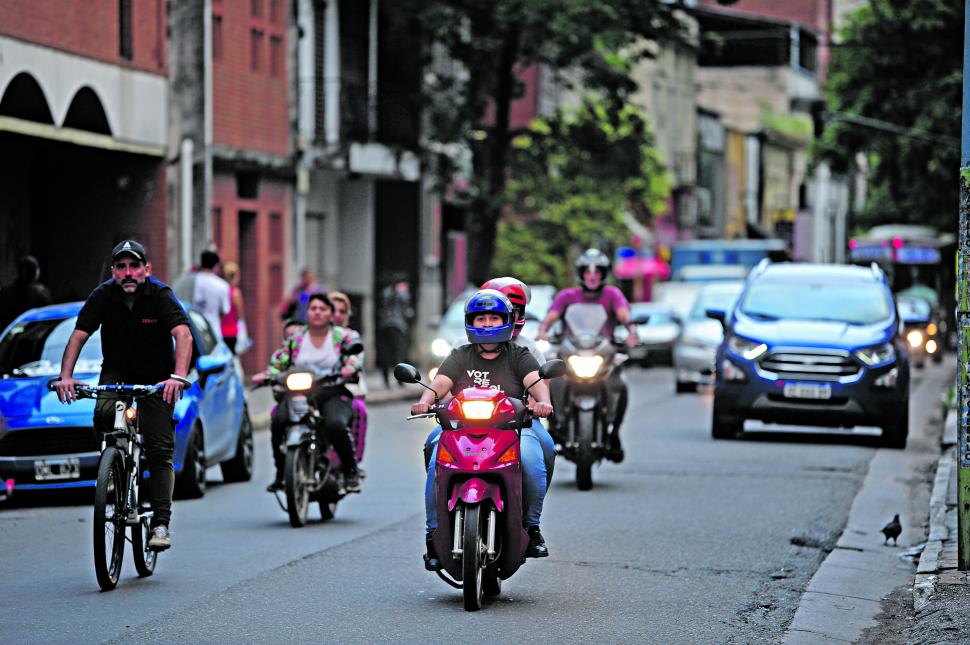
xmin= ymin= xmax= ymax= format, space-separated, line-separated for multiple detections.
xmin=854 ymin=342 xmax=895 ymax=366
xmin=728 ymin=336 xmax=768 ymax=361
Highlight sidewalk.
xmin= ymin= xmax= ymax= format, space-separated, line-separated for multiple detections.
xmin=247 ymin=368 xmax=417 ymax=429
xmin=905 ymin=409 xmax=970 ymax=643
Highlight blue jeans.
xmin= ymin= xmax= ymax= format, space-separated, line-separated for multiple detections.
xmin=424 ymin=424 xmax=548 ymax=531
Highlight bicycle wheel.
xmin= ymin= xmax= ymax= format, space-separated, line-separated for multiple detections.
xmin=131 ymin=515 xmax=157 ymax=577
xmin=93 ymin=448 xmax=127 ymax=591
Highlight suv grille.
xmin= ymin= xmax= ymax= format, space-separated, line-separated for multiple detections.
xmin=0 ymin=427 xmax=98 ymax=457
xmin=759 ymin=351 xmax=860 ymax=381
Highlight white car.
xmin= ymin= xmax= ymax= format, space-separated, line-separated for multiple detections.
xmin=673 ymin=281 xmax=744 ymax=392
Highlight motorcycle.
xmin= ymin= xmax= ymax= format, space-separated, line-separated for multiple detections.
xmin=553 ymin=303 xmax=627 ymax=491
xmin=257 ymin=342 xmax=364 ymax=527
xmin=395 ymin=359 xmax=565 ymax=611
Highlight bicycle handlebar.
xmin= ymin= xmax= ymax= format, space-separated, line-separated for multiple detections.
xmin=46 ymin=377 xmax=162 ymax=399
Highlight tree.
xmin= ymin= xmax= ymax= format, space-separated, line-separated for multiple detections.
xmin=415 ymin=0 xmax=735 ymax=284
xmin=492 ymin=94 xmax=669 ymax=287
xmin=815 ymin=0 xmax=963 ymax=231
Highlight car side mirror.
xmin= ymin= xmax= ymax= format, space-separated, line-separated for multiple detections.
xmin=706 ymin=308 xmax=726 ymax=324
xmin=197 ymin=354 xmax=228 ymax=376
xmin=394 ymin=363 xmax=422 ymax=384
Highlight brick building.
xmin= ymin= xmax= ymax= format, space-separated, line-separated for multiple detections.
xmin=0 ymin=0 xmax=169 ymax=298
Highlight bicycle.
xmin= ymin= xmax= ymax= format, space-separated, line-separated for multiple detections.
xmin=48 ymin=379 xmax=163 ymax=591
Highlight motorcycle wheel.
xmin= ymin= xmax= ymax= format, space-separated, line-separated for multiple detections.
xmin=462 ymin=504 xmax=485 ymax=611
xmin=284 ymin=445 xmax=312 ymax=527
xmin=575 ymin=411 xmax=594 ymax=491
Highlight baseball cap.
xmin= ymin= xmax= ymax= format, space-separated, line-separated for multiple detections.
xmin=111 ymin=240 xmax=147 ymax=263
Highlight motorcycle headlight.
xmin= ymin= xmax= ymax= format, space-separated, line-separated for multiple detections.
xmin=728 ymin=336 xmax=768 ymax=361
xmin=927 ymin=323 xmax=938 ymax=336
xmin=461 ymin=401 xmax=495 ymax=420
xmin=906 ymin=330 xmax=923 ymax=348
xmin=567 ymin=355 xmax=604 ymax=378
xmin=285 ymin=372 xmax=314 ymax=391
xmin=535 ymin=338 xmax=551 ymax=353
xmin=431 ymin=338 xmax=452 ymax=358
xmin=854 ymin=342 xmax=895 ymax=366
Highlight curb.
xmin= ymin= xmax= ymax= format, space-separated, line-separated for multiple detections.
xmin=913 ymin=445 xmax=955 ymax=611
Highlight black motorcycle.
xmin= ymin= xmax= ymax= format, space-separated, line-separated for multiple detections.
xmin=259 ymin=342 xmax=363 ymax=527
xmin=553 ymin=303 xmax=626 ymax=491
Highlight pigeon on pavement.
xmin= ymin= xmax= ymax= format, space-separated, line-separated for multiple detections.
xmin=881 ymin=514 xmax=902 ymax=546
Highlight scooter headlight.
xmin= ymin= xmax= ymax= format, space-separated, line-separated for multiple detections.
xmin=535 ymin=338 xmax=551 ymax=354
xmin=906 ymin=330 xmax=923 ymax=348
xmin=461 ymin=401 xmax=495 ymax=420
xmin=567 ymin=355 xmax=604 ymax=378
xmin=285 ymin=372 xmax=314 ymax=391
xmin=430 ymin=338 xmax=452 ymax=358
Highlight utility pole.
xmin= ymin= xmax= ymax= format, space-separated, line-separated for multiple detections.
xmin=958 ymin=0 xmax=970 ymax=571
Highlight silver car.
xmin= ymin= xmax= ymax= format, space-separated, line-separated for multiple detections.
xmin=673 ymin=281 xmax=744 ymax=392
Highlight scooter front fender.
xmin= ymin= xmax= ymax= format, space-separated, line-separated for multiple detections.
xmin=448 ymin=478 xmax=504 ymax=513
xmin=286 ymin=425 xmax=311 ymax=447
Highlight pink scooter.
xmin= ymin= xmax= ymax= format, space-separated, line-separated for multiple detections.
xmin=395 ymin=359 xmax=564 ymax=611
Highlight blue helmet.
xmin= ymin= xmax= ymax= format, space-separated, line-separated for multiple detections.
xmin=464 ymin=289 xmax=514 ymax=344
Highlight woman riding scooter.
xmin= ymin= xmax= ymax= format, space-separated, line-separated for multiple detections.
xmin=411 ymin=289 xmax=554 ymax=570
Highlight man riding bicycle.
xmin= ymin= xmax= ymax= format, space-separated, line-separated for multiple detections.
xmin=54 ymin=240 xmax=192 ymax=551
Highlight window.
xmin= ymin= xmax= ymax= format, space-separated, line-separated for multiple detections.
xmin=187 ymin=310 xmax=217 ymax=355
xmin=119 ymin=0 xmax=133 ymax=60
xmin=212 ymin=207 xmax=223 ymax=248
xmin=235 ymin=172 xmax=259 ymax=199
xmin=251 ymin=29 xmax=264 ymax=72
xmin=270 ymin=0 xmax=284 ymax=25
xmin=270 ymin=36 xmax=283 ymax=76
xmin=212 ymin=15 xmax=223 ymax=61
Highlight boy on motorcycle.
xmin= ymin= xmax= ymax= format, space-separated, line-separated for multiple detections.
xmin=253 ymin=292 xmax=363 ymax=492
xmin=536 ymin=248 xmax=638 ymax=463
xmin=411 ymin=289 xmax=554 ymax=570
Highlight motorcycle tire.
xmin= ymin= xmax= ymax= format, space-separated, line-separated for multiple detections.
xmin=285 ymin=445 xmax=312 ymax=527
xmin=576 ymin=411 xmax=595 ymax=491
xmin=462 ymin=504 xmax=485 ymax=611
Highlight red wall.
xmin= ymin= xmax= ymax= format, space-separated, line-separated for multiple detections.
xmin=0 ymin=0 xmax=167 ymax=75
xmin=699 ymin=0 xmax=831 ymax=34
xmin=211 ymin=0 xmax=289 ymax=156
xmin=211 ymin=172 xmax=290 ymax=373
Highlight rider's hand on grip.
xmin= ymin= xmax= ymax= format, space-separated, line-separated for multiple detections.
xmin=411 ymin=401 xmax=431 ymax=416
xmin=530 ymin=401 xmax=553 ymax=418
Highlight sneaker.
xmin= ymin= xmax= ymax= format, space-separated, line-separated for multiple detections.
xmin=424 ymin=533 xmax=442 ymax=571
xmin=343 ymin=471 xmax=361 ymax=493
xmin=526 ymin=525 xmax=548 ymax=558
xmin=266 ymin=479 xmax=284 ymax=493
xmin=147 ymin=525 xmax=171 ymax=551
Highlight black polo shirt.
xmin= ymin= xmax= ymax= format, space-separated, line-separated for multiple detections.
xmin=76 ymin=277 xmax=190 ymax=384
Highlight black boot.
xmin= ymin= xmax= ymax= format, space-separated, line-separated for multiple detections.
xmin=605 ymin=432 xmax=624 ymax=463
xmin=424 ymin=533 xmax=442 ymax=571
xmin=526 ymin=525 xmax=549 ymax=558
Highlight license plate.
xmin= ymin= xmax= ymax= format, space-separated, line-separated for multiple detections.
xmin=783 ymin=383 xmax=832 ymax=400
xmin=34 ymin=458 xmax=81 ymax=481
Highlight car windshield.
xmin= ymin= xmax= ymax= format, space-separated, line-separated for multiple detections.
xmin=563 ymin=303 xmax=608 ymax=337
xmin=740 ymin=281 xmax=891 ymax=325
xmin=689 ymin=285 xmax=744 ymax=321
xmin=898 ymin=297 xmax=931 ymax=320
xmin=0 ymin=317 xmax=103 ymax=377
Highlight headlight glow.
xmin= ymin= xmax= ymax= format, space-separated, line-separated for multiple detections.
xmin=728 ymin=336 xmax=768 ymax=360
xmin=926 ymin=339 xmax=938 ymax=354
xmin=567 ymin=355 xmax=604 ymax=378
xmin=461 ymin=401 xmax=495 ymax=420
xmin=535 ymin=338 xmax=551 ymax=353
xmin=927 ymin=323 xmax=938 ymax=336
xmin=854 ymin=342 xmax=895 ymax=366
xmin=285 ymin=372 xmax=314 ymax=391
xmin=429 ymin=367 xmax=439 ymax=380
xmin=906 ymin=330 xmax=924 ymax=348
xmin=431 ymin=338 xmax=452 ymax=358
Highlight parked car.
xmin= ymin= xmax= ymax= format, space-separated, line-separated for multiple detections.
xmin=897 ymin=295 xmax=943 ymax=368
xmin=673 ymin=281 xmax=745 ymax=392
xmin=613 ymin=302 xmax=681 ymax=366
xmin=0 ymin=301 xmax=253 ymax=495
xmin=708 ymin=262 xmax=910 ymax=448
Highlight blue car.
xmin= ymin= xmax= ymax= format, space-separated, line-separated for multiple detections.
xmin=707 ymin=262 xmax=910 ymax=448
xmin=0 ymin=301 xmax=254 ymax=495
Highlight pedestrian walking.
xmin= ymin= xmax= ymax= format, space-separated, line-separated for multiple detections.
xmin=279 ymin=268 xmax=324 ymax=324
xmin=376 ymin=273 xmax=414 ymax=387
xmin=0 ymin=255 xmax=52 ymax=330
xmin=192 ymin=250 xmax=231 ymax=336
xmin=220 ymin=261 xmax=250 ymax=354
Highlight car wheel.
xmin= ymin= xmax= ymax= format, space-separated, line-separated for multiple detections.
xmin=881 ymin=401 xmax=909 ymax=449
xmin=676 ymin=380 xmax=697 ymax=394
xmin=220 ymin=407 xmax=254 ymax=483
xmin=712 ymin=398 xmax=742 ymax=439
xmin=175 ymin=425 xmax=206 ymax=499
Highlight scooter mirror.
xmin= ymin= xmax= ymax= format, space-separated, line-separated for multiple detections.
xmin=394 ymin=363 xmax=422 ymax=384
xmin=538 ymin=359 xmax=566 ymax=380
xmin=342 ymin=342 xmax=364 ymax=356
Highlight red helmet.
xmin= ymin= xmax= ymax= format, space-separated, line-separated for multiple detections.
xmin=480 ymin=277 xmax=530 ymax=337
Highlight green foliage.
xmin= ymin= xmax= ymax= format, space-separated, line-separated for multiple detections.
xmin=815 ymin=0 xmax=962 ymax=231
xmin=492 ymin=95 xmax=669 ymax=287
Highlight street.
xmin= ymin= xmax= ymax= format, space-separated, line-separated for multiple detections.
xmin=0 ymin=362 xmax=947 ymax=644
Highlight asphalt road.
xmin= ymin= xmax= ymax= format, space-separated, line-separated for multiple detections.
xmin=0 ymin=364 xmax=943 ymax=644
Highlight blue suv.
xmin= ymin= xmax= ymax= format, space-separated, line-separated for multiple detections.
xmin=707 ymin=262 xmax=910 ymax=448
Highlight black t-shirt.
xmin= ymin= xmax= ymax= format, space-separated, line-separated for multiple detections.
xmin=437 ymin=344 xmax=540 ymax=400
xmin=75 ymin=277 xmax=190 ymax=384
